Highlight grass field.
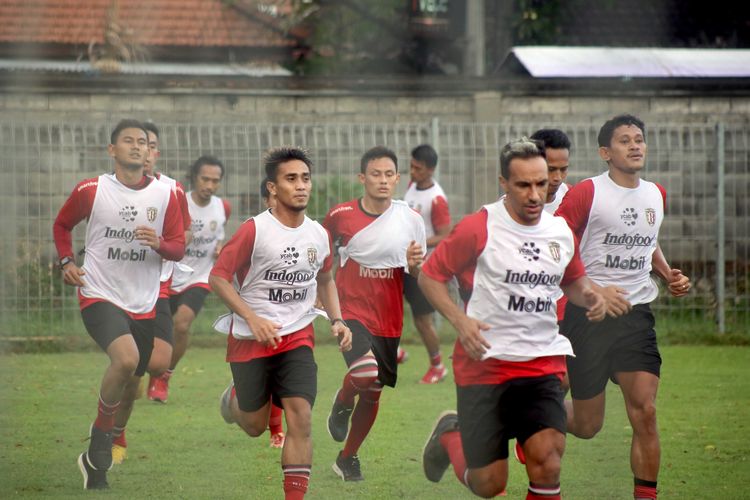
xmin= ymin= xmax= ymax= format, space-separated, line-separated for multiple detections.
xmin=1 ymin=343 xmax=749 ymax=499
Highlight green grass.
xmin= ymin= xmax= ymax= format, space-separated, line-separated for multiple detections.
xmin=1 ymin=344 xmax=749 ymax=499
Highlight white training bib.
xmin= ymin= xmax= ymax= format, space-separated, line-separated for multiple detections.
xmin=81 ymin=174 xmax=170 ymax=314
xmin=171 ymin=194 xmax=226 ymax=292
xmin=213 ymin=210 xmax=330 ymax=339
xmin=578 ymin=173 xmax=663 ymax=305
xmin=544 ymin=182 xmax=569 ymax=214
xmin=404 ymin=181 xmax=448 ymax=240
xmin=467 ymin=201 xmax=575 ymax=361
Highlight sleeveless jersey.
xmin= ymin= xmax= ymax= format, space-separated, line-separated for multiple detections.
xmin=544 ymin=182 xmax=569 ymax=214
xmin=81 ymin=173 xmax=170 ymax=314
xmin=404 ymin=181 xmax=450 ymax=245
xmin=466 ymin=201 xmax=575 ymax=361
xmin=560 ymin=173 xmax=665 ymax=305
xmin=214 ymin=210 xmax=330 ymax=339
xmin=171 ymin=194 xmax=227 ymax=293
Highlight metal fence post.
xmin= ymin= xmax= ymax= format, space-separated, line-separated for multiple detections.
xmin=716 ymin=122 xmax=726 ymax=334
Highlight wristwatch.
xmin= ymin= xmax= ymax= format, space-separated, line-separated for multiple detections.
xmin=59 ymin=256 xmax=74 ymax=269
xmin=330 ymin=318 xmax=347 ymax=327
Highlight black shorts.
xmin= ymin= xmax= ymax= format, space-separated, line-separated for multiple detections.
xmin=403 ymin=273 xmax=435 ymax=316
xmin=561 ymin=303 xmax=662 ymax=401
xmin=456 ymin=375 xmax=566 ymax=469
xmin=81 ymin=301 xmax=155 ymax=377
xmin=152 ymin=297 xmax=173 ymax=344
xmin=342 ymin=319 xmax=400 ymax=388
xmin=230 ymin=346 xmax=317 ymax=412
xmin=169 ymin=287 xmax=210 ymax=316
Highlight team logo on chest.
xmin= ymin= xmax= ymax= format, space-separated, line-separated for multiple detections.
xmin=210 ymin=220 xmax=218 ymax=232
xmin=146 ymin=207 xmax=158 ymax=222
xmin=307 ymin=247 xmax=317 ymax=266
xmin=119 ymin=205 xmax=137 ymax=222
xmin=645 ymin=208 xmax=656 ymax=226
xmin=192 ymin=219 xmax=204 ymax=232
xmin=519 ymin=241 xmax=541 ymax=262
xmin=548 ymin=241 xmax=561 ymax=263
xmin=621 ymin=207 xmax=638 ymax=226
xmin=281 ymin=246 xmax=299 ymax=265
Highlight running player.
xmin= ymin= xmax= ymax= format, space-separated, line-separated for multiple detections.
xmin=148 ymin=156 xmax=231 ymax=403
xmin=402 ymin=144 xmax=451 ymax=384
xmin=555 ymin=114 xmax=691 ymax=500
xmin=212 ymin=147 xmax=352 ymax=500
xmin=419 ymin=137 xmax=606 ymax=499
xmin=324 ymin=146 xmax=426 ymax=482
xmin=53 ymin=119 xmax=185 ymax=489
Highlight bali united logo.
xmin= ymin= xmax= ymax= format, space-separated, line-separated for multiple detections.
xmin=146 ymin=207 xmax=158 ymax=222
xmin=119 ymin=205 xmax=137 ymax=222
xmin=548 ymin=241 xmax=561 ymax=263
xmin=307 ymin=247 xmax=317 ymax=266
xmin=621 ymin=207 xmax=638 ymax=226
xmin=645 ymin=208 xmax=656 ymax=226
xmin=210 ymin=220 xmax=218 ymax=232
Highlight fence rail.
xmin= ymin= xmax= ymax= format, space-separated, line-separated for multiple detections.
xmin=1 ymin=120 xmax=747 ymax=337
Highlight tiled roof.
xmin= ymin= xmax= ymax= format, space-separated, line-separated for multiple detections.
xmin=0 ymin=0 xmax=296 ymax=48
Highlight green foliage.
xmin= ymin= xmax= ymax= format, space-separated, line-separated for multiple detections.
xmin=1 ymin=345 xmax=749 ymax=498
xmin=513 ymin=0 xmax=563 ymax=44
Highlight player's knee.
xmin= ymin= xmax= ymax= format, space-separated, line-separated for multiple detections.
xmin=573 ymin=419 xmax=603 ymax=439
xmin=112 ymin=353 xmax=140 ymax=376
xmin=284 ymin=404 xmax=312 ymax=436
xmin=469 ymin=473 xmax=506 ymax=498
xmin=631 ymin=401 xmax=657 ymax=431
xmin=237 ymin=415 xmax=267 ymax=437
xmin=347 ymin=355 xmax=379 ymax=391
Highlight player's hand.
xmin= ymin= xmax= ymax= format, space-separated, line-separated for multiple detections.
xmin=332 ymin=323 xmax=352 ymax=352
xmin=667 ymin=269 xmax=690 ymax=297
xmin=583 ymin=287 xmax=607 ymax=322
xmin=599 ymin=285 xmax=632 ymax=317
xmin=61 ymin=262 xmax=86 ymax=287
xmin=406 ymin=240 xmax=424 ymax=268
xmin=135 ymin=225 xmax=160 ymax=250
xmin=455 ymin=315 xmax=491 ymax=360
xmin=247 ymin=315 xmax=282 ymax=348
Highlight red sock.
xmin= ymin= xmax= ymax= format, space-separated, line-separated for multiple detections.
xmin=338 ymin=355 xmax=378 ymax=406
xmin=269 ymin=403 xmax=284 ymax=435
xmin=430 ymin=352 xmax=443 ymax=367
xmin=527 ymin=482 xmax=561 ymax=499
xmin=112 ymin=426 xmax=127 ymax=447
xmin=94 ymin=395 xmax=120 ymax=432
xmin=283 ymin=464 xmax=310 ymax=500
xmin=439 ymin=430 xmax=468 ymax=486
xmin=634 ymin=478 xmax=657 ymax=499
xmin=342 ymin=387 xmax=381 ymax=457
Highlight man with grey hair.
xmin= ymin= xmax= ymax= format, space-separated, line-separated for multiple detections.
xmin=419 ymin=138 xmax=607 ymax=499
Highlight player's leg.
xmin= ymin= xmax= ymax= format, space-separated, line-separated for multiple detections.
xmin=413 ymin=312 xmax=446 ymax=383
xmin=169 ymin=303 xmax=196 ymax=371
xmin=146 ymin=297 xmax=174 ymax=402
xmin=268 ymin=402 xmax=285 ymax=448
xmin=224 ymin=358 xmax=274 ymax=436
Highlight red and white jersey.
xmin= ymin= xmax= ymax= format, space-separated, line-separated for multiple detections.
xmin=422 ymin=200 xmax=586 ymax=386
xmin=81 ymin=174 xmax=170 ymax=314
xmin=544 ymin=182 xmax=570 ymax=214
xmin=212 ymin=209 xmax=332 ymax=340
xmin=555 ymin=172 xmax=665 ymax=305
xmin=404 ymin=181 xmax=450 ymax=248
xmin=324 ymin=199 xmax=426 ymax=337
xmin=154 ymin=172 xmax=191 ymax=285
xmin=171 ymin=194 xmax=229 ymax=293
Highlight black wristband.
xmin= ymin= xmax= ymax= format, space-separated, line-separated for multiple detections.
xmin=330 ymin=318 xmax=347 ymax=327
xmin=59 ymin=256 xmax=74 ymax=270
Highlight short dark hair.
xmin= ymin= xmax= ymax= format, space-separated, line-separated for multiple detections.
xmin=597 ymin=114 xmax=646 ymax=147
xmin=530 ymin=129 xmax=571 ymax=150
xmin=411 ymin=144 xmax=438 ymax=169
xmin=143 ymin=121 xmax=160 ymax=138
xmin=500 ymin=137 xmax=546 ymax=179
xmin=264 ymin=147 xmax=313 ymax=182
xmin=360 ymin=146 xmax=398 ymax=174
xmin=110 ymin=119 xmax=148 ymax=145
xmin=190 ymin=155 xmax=225 ymax=185
xmin=260 ymin=178 xmax=270 ymax=200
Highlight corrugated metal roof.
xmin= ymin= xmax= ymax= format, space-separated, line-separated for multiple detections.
xmin=506 ymin=47 xmax=750 ymax=78
xmin=0 ymin=59 xmax=292 ymax=76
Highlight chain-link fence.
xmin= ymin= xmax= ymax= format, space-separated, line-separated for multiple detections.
xmin=1 ymin=120 xmax=748 ymax=338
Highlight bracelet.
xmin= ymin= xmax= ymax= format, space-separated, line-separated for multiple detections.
xmin=59 ymin=256 xmax=74 ymax=270
xmin=330 ymin=318 xmax=347 ymax=327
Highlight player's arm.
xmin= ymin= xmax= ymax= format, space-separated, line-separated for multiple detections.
xmin=562 ymin=276 xmax=607 ymax=322
xmin=176 ymin=182 xmax=193 ymax=246
xmin=209 ymin=221 xmax=282 ymax=347
xmin=316 ymin=270 xmax=352 ymax=352
xmin=419 ymin=212 xmax=490 ymax=360
xmin=53 ymin=181 xmax=95 ymax=287
xmin=214 ymin=198 xmax=232 ymax=257
xmin=426 ymin=196 xmax=451 ymax=248
xmin=426 ymin=224 xmax=450 ymax=248
xmin=652 ymin=243 xmax=690 ymax=297
xmin=407 ymin=240 xmax=424 ymax=277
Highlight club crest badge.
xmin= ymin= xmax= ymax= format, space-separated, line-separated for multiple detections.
xmin=146 ymin=207 xmax=157 ymax=222
xmin=307 ymin=247 xmax=317 ymax=266
xmin=645 ymin=208 xmax=656 ymax=226
xmin=548 ymin=241 xmax=561 ymax=263
xmin=210 ymin=220 xmax=217 ymax=231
